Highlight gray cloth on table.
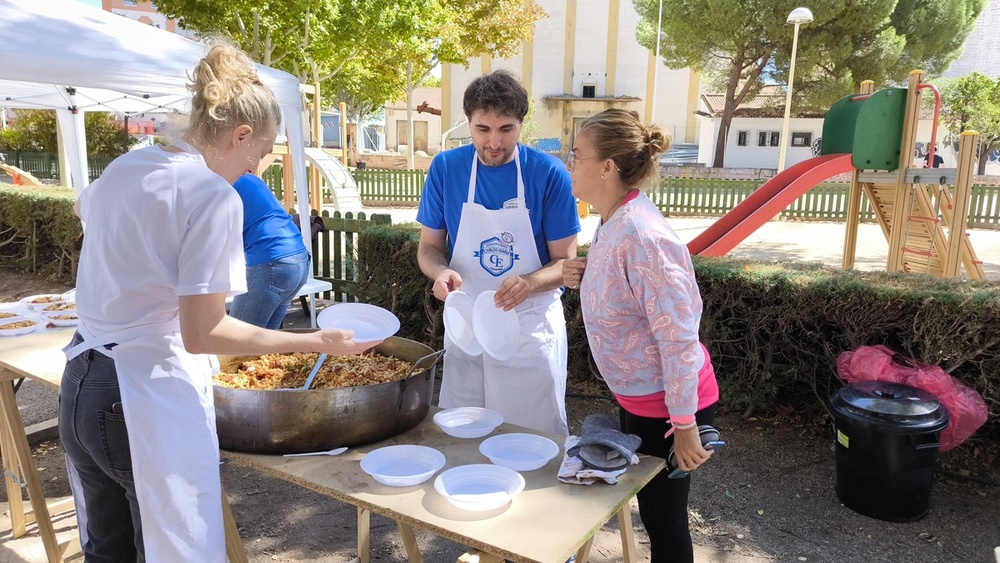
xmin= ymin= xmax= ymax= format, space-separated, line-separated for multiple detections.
xmin=566 ymin=413 xmax=642 ymax=471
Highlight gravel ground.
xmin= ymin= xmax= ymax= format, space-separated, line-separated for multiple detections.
xmin=1 ymin=214 xmax=998 ymax=562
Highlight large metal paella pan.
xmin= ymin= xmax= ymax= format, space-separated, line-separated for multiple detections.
xmin=214 ymin=335 xmax=443 ymax=454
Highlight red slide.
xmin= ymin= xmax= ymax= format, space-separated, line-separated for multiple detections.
xmin=686 ymin=154 xmax=855 ymax=257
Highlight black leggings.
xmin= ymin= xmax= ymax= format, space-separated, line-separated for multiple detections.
xmin=619 ymin=403 xmax=717 ymax=563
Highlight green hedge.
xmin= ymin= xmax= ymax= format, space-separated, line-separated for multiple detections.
xmin=356 ymin=225 xmax=1000 ymax=442
xmin=0 ymin=183 xmax=80 ymax=280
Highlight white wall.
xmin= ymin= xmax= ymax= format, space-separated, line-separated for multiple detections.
xmin=696 ymin=115 xmax=1000 ymax=176
xmin=697 ymin=116 xmax=823 ymax=169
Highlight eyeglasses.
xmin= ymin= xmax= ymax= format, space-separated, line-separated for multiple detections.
xmin=566 ymin=152 xmax=601 ymax=170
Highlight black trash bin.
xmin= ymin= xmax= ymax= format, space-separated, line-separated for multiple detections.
xmin=829 ymin=380 xmax=949 ymax=522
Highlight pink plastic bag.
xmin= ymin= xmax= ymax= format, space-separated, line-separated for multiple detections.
xmin=836 ymin=345 xmax=988 ymax=451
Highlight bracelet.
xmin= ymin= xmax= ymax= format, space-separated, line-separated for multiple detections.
xmin=664 ymin=420 xmax=697 ymax=439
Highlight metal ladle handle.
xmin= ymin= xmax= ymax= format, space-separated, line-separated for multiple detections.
xmin=405 ymin=349 xmax=445 ymax=379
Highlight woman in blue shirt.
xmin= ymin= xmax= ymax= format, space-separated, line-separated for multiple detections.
xmin=230 ymin=173 xmax=310 ymax=329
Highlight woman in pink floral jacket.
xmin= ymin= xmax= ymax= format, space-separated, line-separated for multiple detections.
xmin=562 ymin=108 xmax=720 ymax=563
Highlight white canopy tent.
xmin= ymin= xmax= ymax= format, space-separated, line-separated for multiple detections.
xmin=0 ymin=0 xmax=313 ymax=244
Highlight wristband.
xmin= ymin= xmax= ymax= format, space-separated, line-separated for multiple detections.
xmin=664 ymin=420 xmax=697 ymax=439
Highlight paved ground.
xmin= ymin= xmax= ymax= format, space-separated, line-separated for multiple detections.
xmin=366 ymin=206 xmax=1000 ymax=281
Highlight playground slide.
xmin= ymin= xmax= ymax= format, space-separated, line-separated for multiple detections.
xmin=687 ymin=154 xmax=855 ymax=257
xmin=303 ymin=147 xmax=364 ymax=213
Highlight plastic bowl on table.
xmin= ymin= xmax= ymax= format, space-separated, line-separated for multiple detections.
xmin=0 ymin=318 xmax=39 ymax=337
xmin=18 ymin=294 xmax=67 ymax=311
xmin=479 ymin=433 xmax=560 ymax=471
xmin=433 ymin=407 xmax=503 ymax=439
xmin=40 ymin=311 xmax=80 ymax=327
xmin=359 ymin=445 xmax=445 ymax=487
xmin=433 ymin=464 xmax=525 ymax=512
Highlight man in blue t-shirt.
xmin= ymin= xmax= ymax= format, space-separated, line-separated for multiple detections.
xmin=416 ymin=70 xmax=580 ymax=436
xmin=230 ymin=174 xmax=310 ymax=329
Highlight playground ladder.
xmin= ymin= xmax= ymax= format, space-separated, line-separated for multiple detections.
xmin=862 ymin=181 xmax=984 ymax=280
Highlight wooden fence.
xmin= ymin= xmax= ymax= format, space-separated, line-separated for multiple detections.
xmin=343 ymin=169 xmax=999 ymax=229
xmin=311 ymin=209 xmax=393 ymax=303
xmin=352 ymin=168 xmax=427 ymax=204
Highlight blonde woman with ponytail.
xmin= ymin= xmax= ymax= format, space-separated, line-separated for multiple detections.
xmin=562 ymin=109 xmax=720 ymax=562
xmin=59 ymin=44 xmax=372 ymax=562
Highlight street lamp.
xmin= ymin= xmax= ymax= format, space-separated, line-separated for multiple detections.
xmin=650 ymin=0 xmax=664 ymax=123
xmin=777 ymin=6 xmax=813 ymax=173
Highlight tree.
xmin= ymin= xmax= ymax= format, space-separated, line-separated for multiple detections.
xmin=393 ymin=0 xmax=545 ymax=168
xmin=940 ymin=73 xmax=1000 ymax=175
xmin=0 ymin=110 xmax=136 ymax=157
xmin=150 ymin=0 xmax=545 ymax=168
xmin=632 ymin=0 xmax=987 ymax=167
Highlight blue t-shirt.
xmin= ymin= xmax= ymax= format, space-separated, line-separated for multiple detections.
xmin=416 ymin=144 xmax=580 ymax=264
xmin=233 ymin=174 xmax=307 ymax=267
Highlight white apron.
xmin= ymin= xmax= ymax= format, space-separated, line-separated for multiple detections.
xmin=64 ymin=320 xmax=225 ymax=562
xmin=440 ymin=145 xmax=569 ymax=435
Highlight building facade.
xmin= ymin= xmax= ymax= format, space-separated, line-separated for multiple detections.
xmin=440 ymin=0 xmax=700 ymax=156
xmin=101 ymin=0 xmax=180 ymax=33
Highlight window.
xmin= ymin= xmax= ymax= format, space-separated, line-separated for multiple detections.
xmin=768 ymin=131 xmax=781 ymax=147
xmin=737 ymin=131 xmax=748 ymax=146
xmin=582 ymin=84 xmax=596 ymax=99
xmin=791 ymin=132 xmax=813 ymax=147
xmin=757 ymin=131 xmax=768 ymax=147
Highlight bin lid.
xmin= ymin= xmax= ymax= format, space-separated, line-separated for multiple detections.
xmin=830 ymin=381 xmax=949 ymax=432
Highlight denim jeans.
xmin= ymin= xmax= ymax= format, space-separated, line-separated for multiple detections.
xmin=58 ymin=333 xmax=144 ymax=562
xmin=229 ymin=251 xmax=310 ymax=329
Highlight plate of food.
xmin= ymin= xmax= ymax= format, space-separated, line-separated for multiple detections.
xmin=19 ymin=294 xmax=68 ymax=311
xmin=0 ymin=318 xmax=39 ymax=337
xmin=41 ymin=301 xmax=77 ymax=313
xmin=41 ymin=311 xmax=80 ymax=327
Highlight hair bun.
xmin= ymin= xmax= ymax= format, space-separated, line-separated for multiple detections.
xmin=643 ymin=126 xmax=671 ymax=159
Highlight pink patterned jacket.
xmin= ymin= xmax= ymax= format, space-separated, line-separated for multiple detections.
xmin=580 ymin=192 xmax=718 ymax=421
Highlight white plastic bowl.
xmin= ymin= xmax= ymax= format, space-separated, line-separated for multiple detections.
xmin=0 ymin=318 xmax=39 ymax=337
xmin=40 ymin=310 xmax=80 ymax=327
xmin=443 ymin=291 xmax=482 ymax=356
xmin=360 ymin=445 xmax=445 ymax=487
xmin=18 ymin=294 xmax=67 ymax=311
xmin=433 ymin=407 xmax=503 ymax=439
xmin=434 ymin=464 xmax=525 ymax=512
xmin=317 ymin=303 xmax=400 ymax=343
xmin=479 ymin=433 xmax=560 ymax=471
xmin=0 ymin=302 xmax=24 ymax=315
xmin=472 ymin=290 xmax=520 ymax=361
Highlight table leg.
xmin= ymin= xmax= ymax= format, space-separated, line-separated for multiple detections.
xmin=0 ymin=401 xmax=27 ymax=537
xmin=396 ymin=521 xmax=423 ymax=562
xmin=0 ymin=380 xmax=62 ymax=563
xmin=221 ymin=484 xmax=248 ymax=563
xmin=618 ymin=501 xmax=637 ymax=563
xmin=357 ymin=506 xmax=370 ymax=563
xmin=575 ymin=537 xmax=594 ymax=562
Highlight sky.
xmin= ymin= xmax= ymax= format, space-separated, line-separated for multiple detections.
xmin=75 ymin=0 xmax=102 ymax=7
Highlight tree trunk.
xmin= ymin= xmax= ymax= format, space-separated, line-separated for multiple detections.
xmin=978 ymin=145 xmax=989 ymax=175
xmin=712 ymin=60 xmax=744 ymax=168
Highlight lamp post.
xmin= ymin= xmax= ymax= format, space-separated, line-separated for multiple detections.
xmin=650 ymin=0 xmax=664 ymax=123
xmin=777 ymin=6 xmax=813 ymax=173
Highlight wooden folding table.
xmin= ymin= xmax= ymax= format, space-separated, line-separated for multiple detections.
xmin=225 ymin=411 xmax=664 ymax=563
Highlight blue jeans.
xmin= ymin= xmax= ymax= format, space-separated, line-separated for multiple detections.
xmin=230 ymin=251 xmax=310 ymax=329
xmin=58 ymin=333 xmax=144 ymax=562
